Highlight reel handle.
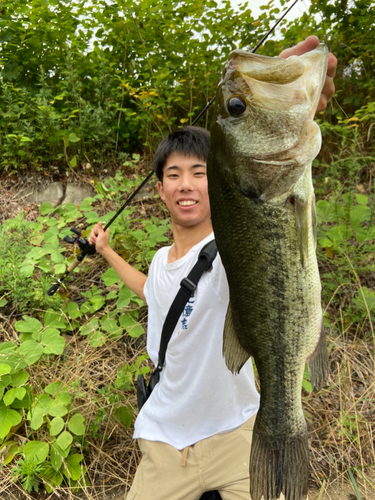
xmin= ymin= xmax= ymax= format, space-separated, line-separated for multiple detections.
xmin=47 ymin=282 xmax=61 ymax=297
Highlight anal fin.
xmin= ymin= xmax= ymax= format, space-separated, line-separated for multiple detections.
xmin=307 ymin=321 xmax=328 ymax=390
xmin=223 ymin=302 xmax=251 ymax=374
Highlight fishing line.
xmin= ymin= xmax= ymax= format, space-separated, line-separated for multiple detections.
xmin=47 ymin=0 xmax=300 ymax=296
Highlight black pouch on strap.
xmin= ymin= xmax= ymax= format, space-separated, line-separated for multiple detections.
xmin=200 ymin=492 xmax=222 ymax=500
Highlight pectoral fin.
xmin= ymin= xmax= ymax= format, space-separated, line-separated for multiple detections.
xmin=223 ymin=302 xmax=251 ymax=374
xmin=307 ymin=321 xmax=328 ymax=390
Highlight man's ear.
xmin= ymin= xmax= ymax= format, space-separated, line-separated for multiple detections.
xmin=157 ymin=180 xmax=165 ymax=201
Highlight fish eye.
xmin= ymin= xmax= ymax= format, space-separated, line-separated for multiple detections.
xmin=227 ymin=96 xmax=246 ymax=116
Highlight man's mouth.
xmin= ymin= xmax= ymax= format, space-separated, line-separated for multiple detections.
xmin=178 ymin=200 xmax=197 ymax=206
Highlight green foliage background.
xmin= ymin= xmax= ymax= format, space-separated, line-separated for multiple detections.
xmin=0 ymin=0 xmax=372 ymax=171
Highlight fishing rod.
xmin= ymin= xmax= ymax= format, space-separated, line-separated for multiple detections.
xmin=46 ymin=0 xmax=299 ymax=297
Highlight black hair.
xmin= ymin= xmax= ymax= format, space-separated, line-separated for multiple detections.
xmin=153 ymin=126 xmax=210 ymax=181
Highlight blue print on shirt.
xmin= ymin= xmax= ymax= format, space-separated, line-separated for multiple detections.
xmin=181 ymin=293 xmax=195 ymax=330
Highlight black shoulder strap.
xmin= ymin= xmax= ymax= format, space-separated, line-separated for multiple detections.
xmin=155 ymin=239 xmax=217 ymax=373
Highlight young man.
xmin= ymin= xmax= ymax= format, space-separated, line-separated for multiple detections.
xmin=89 ymin=37 xmax=337 ymax=500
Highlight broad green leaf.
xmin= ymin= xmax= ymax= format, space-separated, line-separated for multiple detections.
xmin=0 ymin=342 xmax=17 ymax=353
xmin=19 ymin=340 xmax=44 ymax=365
xmin=64 ymin=454 xmax=84 ymax=481
xmin=56 ymin=430 xmax=73 ymax=450
xmin=116 ymin=287 xmax=133 ymax=308
xmin=80 ymin=318 xmax=99 ymax=336
xmin=70 ymin=155 xmax=77 ymax=168
xmin=10 ymin=370 xmax=29 ymax=387
xmin=24 ymin=441 xmax=49 ymax=464
xmin=50 ymin=442 xmax=64 ymax=471
xmin=45 ymin=381 xmax=65 ymax=395
xmin=355 ymin=193 xmax=368 ymax=205
xmin=44 ymin=310 xmax=68 ymax=330
xmin=43 ymin=240 xmax=59 ymax=253
xmin=25 ymin=247 xmax=48 ymax=259
xmin=120 ymin=314 xmax=145 ymax=338
xmin=49 ymin=402 xmax=68 ymax=418
xmin=39 ymin=201 xmax=55 ymax=215
xmin=29 ymin=231 xmax=44 ymax=246
xmin=68 ymin=132 xmax=80 ymax=143
xmin=302 ymin=378 xmax=313 ymax=392
xmin=32 ymin=393 xmax=54 ymax=419
xmin=54 ymin=263 xmax=66 ymax=274
xmin=64 ymin=302 xmax=81 ymax=319
xmin=101 ymin=318 xmax=121 ymax=335
xmin=101 ymin=268 xmax=120 ymax=286
xmin=39 ymin=329 xmax=66 ymax=355
xmin=2 ymin=441 xmax=19 ymax=466
xmin=80 ymin=198 xmax=94 ymax=212
xmin=350 ymin=204 xmax=371 ymax=224
xmin=318 ymin=237 xmax=333 ymax=249
xmin=3 ymin=387 xmax=26 ymax=406
xmin=40 ymin=464 xmax=63 ymax=492
xmin=55 ymin=391 xmax=72 ymax=406
xmin=85 ymin=211 xmax=99 ymax=224
xmin=67 ymin=413 xmax=85 ymax=436
xmin=0 ymin=401 xmax=22 ymax=439
xmin=30 ymin=407 xmax=45 ymax=430
xmin=0 ymin=364 xmax=11 ymax=376
xmin=40 ymin=202 xmax=55 ymax=215
xmin=114 ymin=405 xmax=133 ymax=428
xmin=0 ymin=352 xmax=28 ymax=374
xmin=50 ymin=416 xmax=65 ymax=436
xmin=15 ymin=316 xmax=43 ymax=334
xmin=43 ymin=227 xmax=59 ymax=244
xmin=51 ymin=251 xmax=64 ymax=263
xmin=11 ymin=388 xmax=32 ymax=410
xmin=19 ymin=263 xmax=35 ymax=277
xmin=0 ymin=299 xmax=8 ymax=307
xmin=89 ymin=296 xmax=105 ymax=312
xmin=88 ymin=331 xmax=107 ymax=348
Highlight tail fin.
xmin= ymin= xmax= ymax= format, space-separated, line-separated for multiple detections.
xmin=250 ymin=415 xmax=309 ymax=500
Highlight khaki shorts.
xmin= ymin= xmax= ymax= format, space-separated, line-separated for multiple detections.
xmin=126 ymin=415 xmax=288 ymax=500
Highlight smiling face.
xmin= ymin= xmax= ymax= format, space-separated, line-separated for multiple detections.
xmin=157 ymin=152 xmax=212 ymax=231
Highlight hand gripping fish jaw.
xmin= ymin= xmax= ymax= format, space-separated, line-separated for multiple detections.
xmin=46 ymin=227 xmax=96 ymax=296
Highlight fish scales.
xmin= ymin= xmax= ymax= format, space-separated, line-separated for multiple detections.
xmin=207 ymin=45 xmax=329 ymax=500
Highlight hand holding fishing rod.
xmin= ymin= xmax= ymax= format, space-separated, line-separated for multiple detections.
xmin=46 ymin=169 xmax=153 ymax=296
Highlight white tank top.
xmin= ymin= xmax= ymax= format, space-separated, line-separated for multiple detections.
xmin=133 ymin=233 xmax=260 ymax=449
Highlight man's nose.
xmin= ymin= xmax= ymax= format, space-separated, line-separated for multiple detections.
xmin=178 ymin=174 xmax=193 ymax=191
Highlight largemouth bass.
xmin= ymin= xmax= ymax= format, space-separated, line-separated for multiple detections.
xmin=207 ymin=45 xmax=329 ymax=500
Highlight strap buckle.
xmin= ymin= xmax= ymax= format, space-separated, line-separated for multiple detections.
xmin=180 ymin=277 xmax=196 ymax=295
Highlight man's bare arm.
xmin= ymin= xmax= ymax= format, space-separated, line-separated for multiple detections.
xmin=88 ymin=222 xmax=147 ymax=302
xmin=279 ymin=35 xmax=337 ymax=113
